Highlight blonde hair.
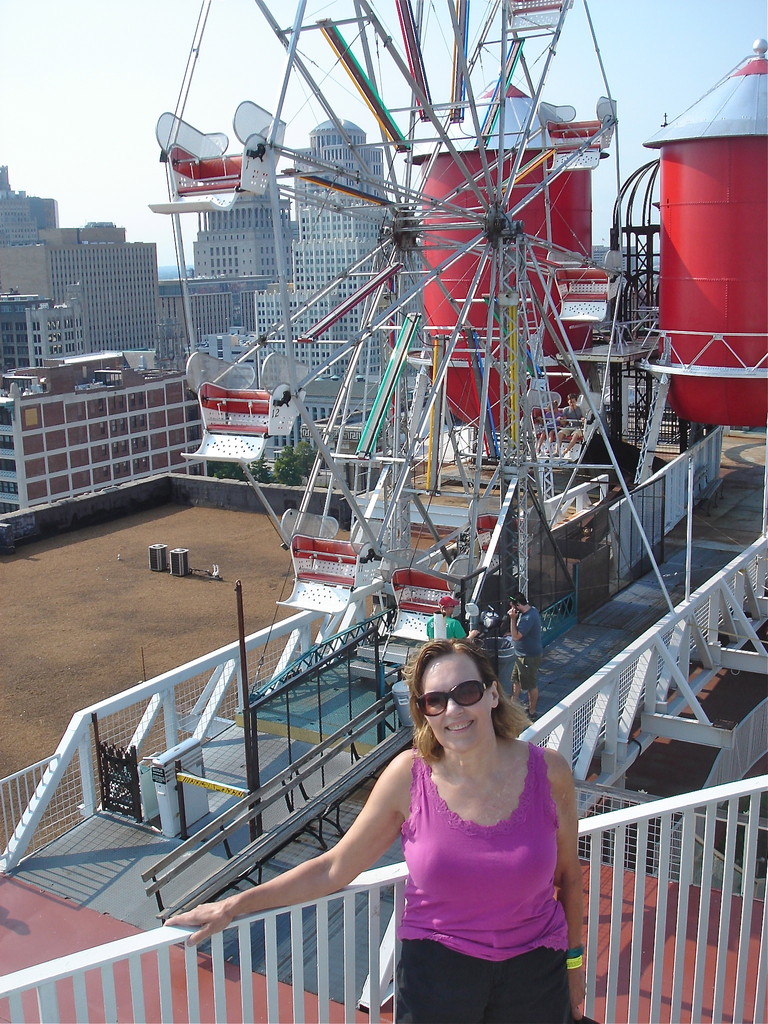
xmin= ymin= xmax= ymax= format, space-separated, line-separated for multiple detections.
xmin=401 ymin=637 xmax=530 ymax=763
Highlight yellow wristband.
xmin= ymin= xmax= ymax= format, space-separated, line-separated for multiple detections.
xmin=566 ymin=954 xmax=583 ymax=970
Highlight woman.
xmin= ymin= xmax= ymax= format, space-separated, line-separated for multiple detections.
xmin=167 ymin=638 xmax=585 ymax=1023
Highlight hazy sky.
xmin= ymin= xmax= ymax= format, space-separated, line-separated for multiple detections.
xmin=1 ymin=0 xmax=765 ymax=267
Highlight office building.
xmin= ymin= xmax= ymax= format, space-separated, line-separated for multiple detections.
xmin=0 ymin=226 xmax=158 ymax=354
xmin=0 ymin=166 xmax=58 ymax=247
xmin=254 ymin=121 xmax=387 ymax=378
xmin=192 ymin=194 xmax=292 ymax=281
xmin=0 ymin=353 xmax=202 ymax=512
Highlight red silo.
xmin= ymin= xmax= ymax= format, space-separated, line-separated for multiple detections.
xmin=421 ymin=86 xmax=598 ymax=428
xmin=645 ymin=40 xmax=768 ymax=427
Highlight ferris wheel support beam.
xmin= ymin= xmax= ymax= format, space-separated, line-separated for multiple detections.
xmin=292 ymin=393 xmax=381 ymax=551
xmin=526 ymin=242 xmax=676 ymax=615
xmin=355 ymin=0 xmax=489 ymax=207
xmin=498 ymin=1 xmax=573 ymax=212
xmin=445 ymin=0 xmax=496 ymax=198
xmin=269 ymin=0 xmax=307 ymax=147
xmin=394 ymin=0 xmax=432 ymax=122
xmin=252 ymin=0 xmax=394 ymax=196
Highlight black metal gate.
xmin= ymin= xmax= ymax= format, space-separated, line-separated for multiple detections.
xmin=92 ymin=713 xmax=142 ymax=822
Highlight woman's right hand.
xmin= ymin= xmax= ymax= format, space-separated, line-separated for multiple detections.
xmin=166 ymin=897 xmax=237 ymax=946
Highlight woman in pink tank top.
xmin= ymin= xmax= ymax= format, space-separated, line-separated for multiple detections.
xmin=169 ymin=638 xmax=585 ymax=1023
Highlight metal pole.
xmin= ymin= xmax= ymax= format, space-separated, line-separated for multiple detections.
xmin=685 ymin=454 xmax=695 ymax=601
xmin=235 ymin=580 xmax=261 ymax=839
xmin=91 ymin=712 xmax=105 ymax=808
xmin=175 ymin=758 xmax=188 ymax=841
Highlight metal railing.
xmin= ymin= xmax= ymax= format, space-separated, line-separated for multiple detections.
xmin=0 ymin=611 xmax=316 ymax=872
xmin=1 ymin=776 xmax=764 ymax=1024
xmin=644 ymin=426 xmax=724 ymax=534
xmin=529 ymin=535 xmax=768 ymax=786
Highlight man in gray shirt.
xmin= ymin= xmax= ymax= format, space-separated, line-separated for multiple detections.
xmin=507 ymin=591 xmax=543 ymax=719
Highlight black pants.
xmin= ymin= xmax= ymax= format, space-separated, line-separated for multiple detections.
xmin=395 ymin=939 xmax=573 ymax=1024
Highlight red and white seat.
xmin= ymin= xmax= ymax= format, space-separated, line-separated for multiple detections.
xmin=281 ymin=536 xmax=380 ymax=612
xmin=183 ymin=381 xmax=299 ymax=464
xmin=150 ymin=102 xmax=285 ymax=214
xmin=390 ymin=568 xmax=457 ymax=640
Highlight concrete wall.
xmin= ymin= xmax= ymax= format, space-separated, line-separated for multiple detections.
xmin=0 ymin=472 xmax=351 ymax=549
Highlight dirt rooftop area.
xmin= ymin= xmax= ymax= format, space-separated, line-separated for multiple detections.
xmin=1 ymin=506 xmax=294 ymax=778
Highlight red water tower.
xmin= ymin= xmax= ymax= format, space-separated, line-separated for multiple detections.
xmin=645 ymin=40 xmax=768 ymax=427
xmin=421 ymin=86 xmax=599 ymax=427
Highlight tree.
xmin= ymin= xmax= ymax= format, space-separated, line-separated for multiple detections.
xmin=295 ymin=441 xmax=315 ymax=477
xmin=207 ymin=461 xmax=246 ymax=481
xmin=273 ymin=443 xmax=315 ymax=486
xmin=250 ymin=456 xmax=273 ymax=483
xmin=272 ymin=446 xmax=302 ymax=486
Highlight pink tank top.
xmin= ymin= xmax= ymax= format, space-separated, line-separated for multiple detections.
xmin=398 ymin=743 xmax=569 ymax=961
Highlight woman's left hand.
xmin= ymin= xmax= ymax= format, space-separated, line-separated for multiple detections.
xmin=568 ymin=964 xmax=585 ymax=1021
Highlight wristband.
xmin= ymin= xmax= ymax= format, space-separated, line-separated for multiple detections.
xmin=566 ymin=945 xmax=584 ymax=970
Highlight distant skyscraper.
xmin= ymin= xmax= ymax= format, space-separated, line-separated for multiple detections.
xmin=0 ymin=166 xmax=58 ymax=246
xmin=256 ymin=121 xmax=387 ymax=376
xmin=158 ymin=274 xmax=269 ymax=368
xmin=0 ymin=225 xmax=158 ymax=353
xmin=193 ymin=193 xmax=292 ymax=281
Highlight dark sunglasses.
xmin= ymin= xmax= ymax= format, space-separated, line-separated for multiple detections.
xmin=416 ymin=679 xmax=490 ymax=717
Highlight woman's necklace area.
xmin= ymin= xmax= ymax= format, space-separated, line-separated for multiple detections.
xmin=433 ymin=744 xmax=529 ymax=825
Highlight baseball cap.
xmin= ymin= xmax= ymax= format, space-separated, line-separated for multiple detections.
xmin=438 ymin=594 xmax=459 ymax=609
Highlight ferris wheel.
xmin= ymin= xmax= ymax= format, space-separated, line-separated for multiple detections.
xmin=153 ymin=0 xmax=619 ymax=609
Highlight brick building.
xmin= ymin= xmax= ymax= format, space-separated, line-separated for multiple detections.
xmin=0 ymin=353 xmax=202 ymax=512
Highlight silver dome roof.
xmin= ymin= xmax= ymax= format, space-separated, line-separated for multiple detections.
xmin=645 ymin=40 xmax=767 ymax=147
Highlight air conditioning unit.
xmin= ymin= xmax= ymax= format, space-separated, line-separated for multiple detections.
xmin=170 ymin=547 xmax=190 ymax=577
xmin=148 ymin=543 xmax=168 ymax=572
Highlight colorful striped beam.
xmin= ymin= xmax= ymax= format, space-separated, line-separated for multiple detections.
xmin=480 ymin=39 xmax=524 ymax=142
xmin=318 ymin=19 xmax=409 ymax=151
xmin=357 ymin=313 xmax=421 ymax=456
xmin=295 ymin=173 xmax=390 ymax=206
xmin=298 ymin=263 xmax=403 ymax=343
xmin=450 ymin=0 xmax=470 ymax=123
xmin=395 ymin=0 xmax=432 ymax=122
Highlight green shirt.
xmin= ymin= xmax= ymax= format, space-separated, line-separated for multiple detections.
xmin=426 ymin=614 xmax=467 ymax=639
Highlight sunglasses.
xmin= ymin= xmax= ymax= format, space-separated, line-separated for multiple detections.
xmin=416 ymin=679 xmax=490 ymax=717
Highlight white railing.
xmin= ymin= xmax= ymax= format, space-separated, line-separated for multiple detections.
xmin=645 ymin=427 xmax=724 ymax=534
xmin=530 ymin=535 xmax=768 ymax=786
xmin=705 ymin=701 xmax=768 ymax=788
xmin=1 ymin=777 xmax=764 ymax=1024
xmin=0 ymin=610 xmax=316 ymax=872
xmin=579 ymin=775 xmax=767 ymax=1024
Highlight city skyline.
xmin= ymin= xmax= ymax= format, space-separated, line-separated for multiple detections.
xmin=1 ymin=0 xmax=765 ymax=268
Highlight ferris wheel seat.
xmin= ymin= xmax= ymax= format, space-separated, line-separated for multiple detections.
xmin=199 ymin=381 xmax=300 ymax=436
xmin=279 ymin=534 xmax=380 ymax=611
xmin=183 ymin=382 xmax=301 ymax=463
xmin=182 ymin=431 xmax=267 ymax=465
xmin=539 ymin=94 xmax=616 ymax=170
xmin=153 ymin=105 xmax=285 ymax=210
xmin=390 ymin=568 xmax=458 ymax=640
xmin=510 ymin=1 xmax=570 ymax=33
xmin=555 ymin=267 xmax=610 ymax=322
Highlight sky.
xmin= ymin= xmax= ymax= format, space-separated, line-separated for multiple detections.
xmin=1 ymin=0 xmax=765 ymax=268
